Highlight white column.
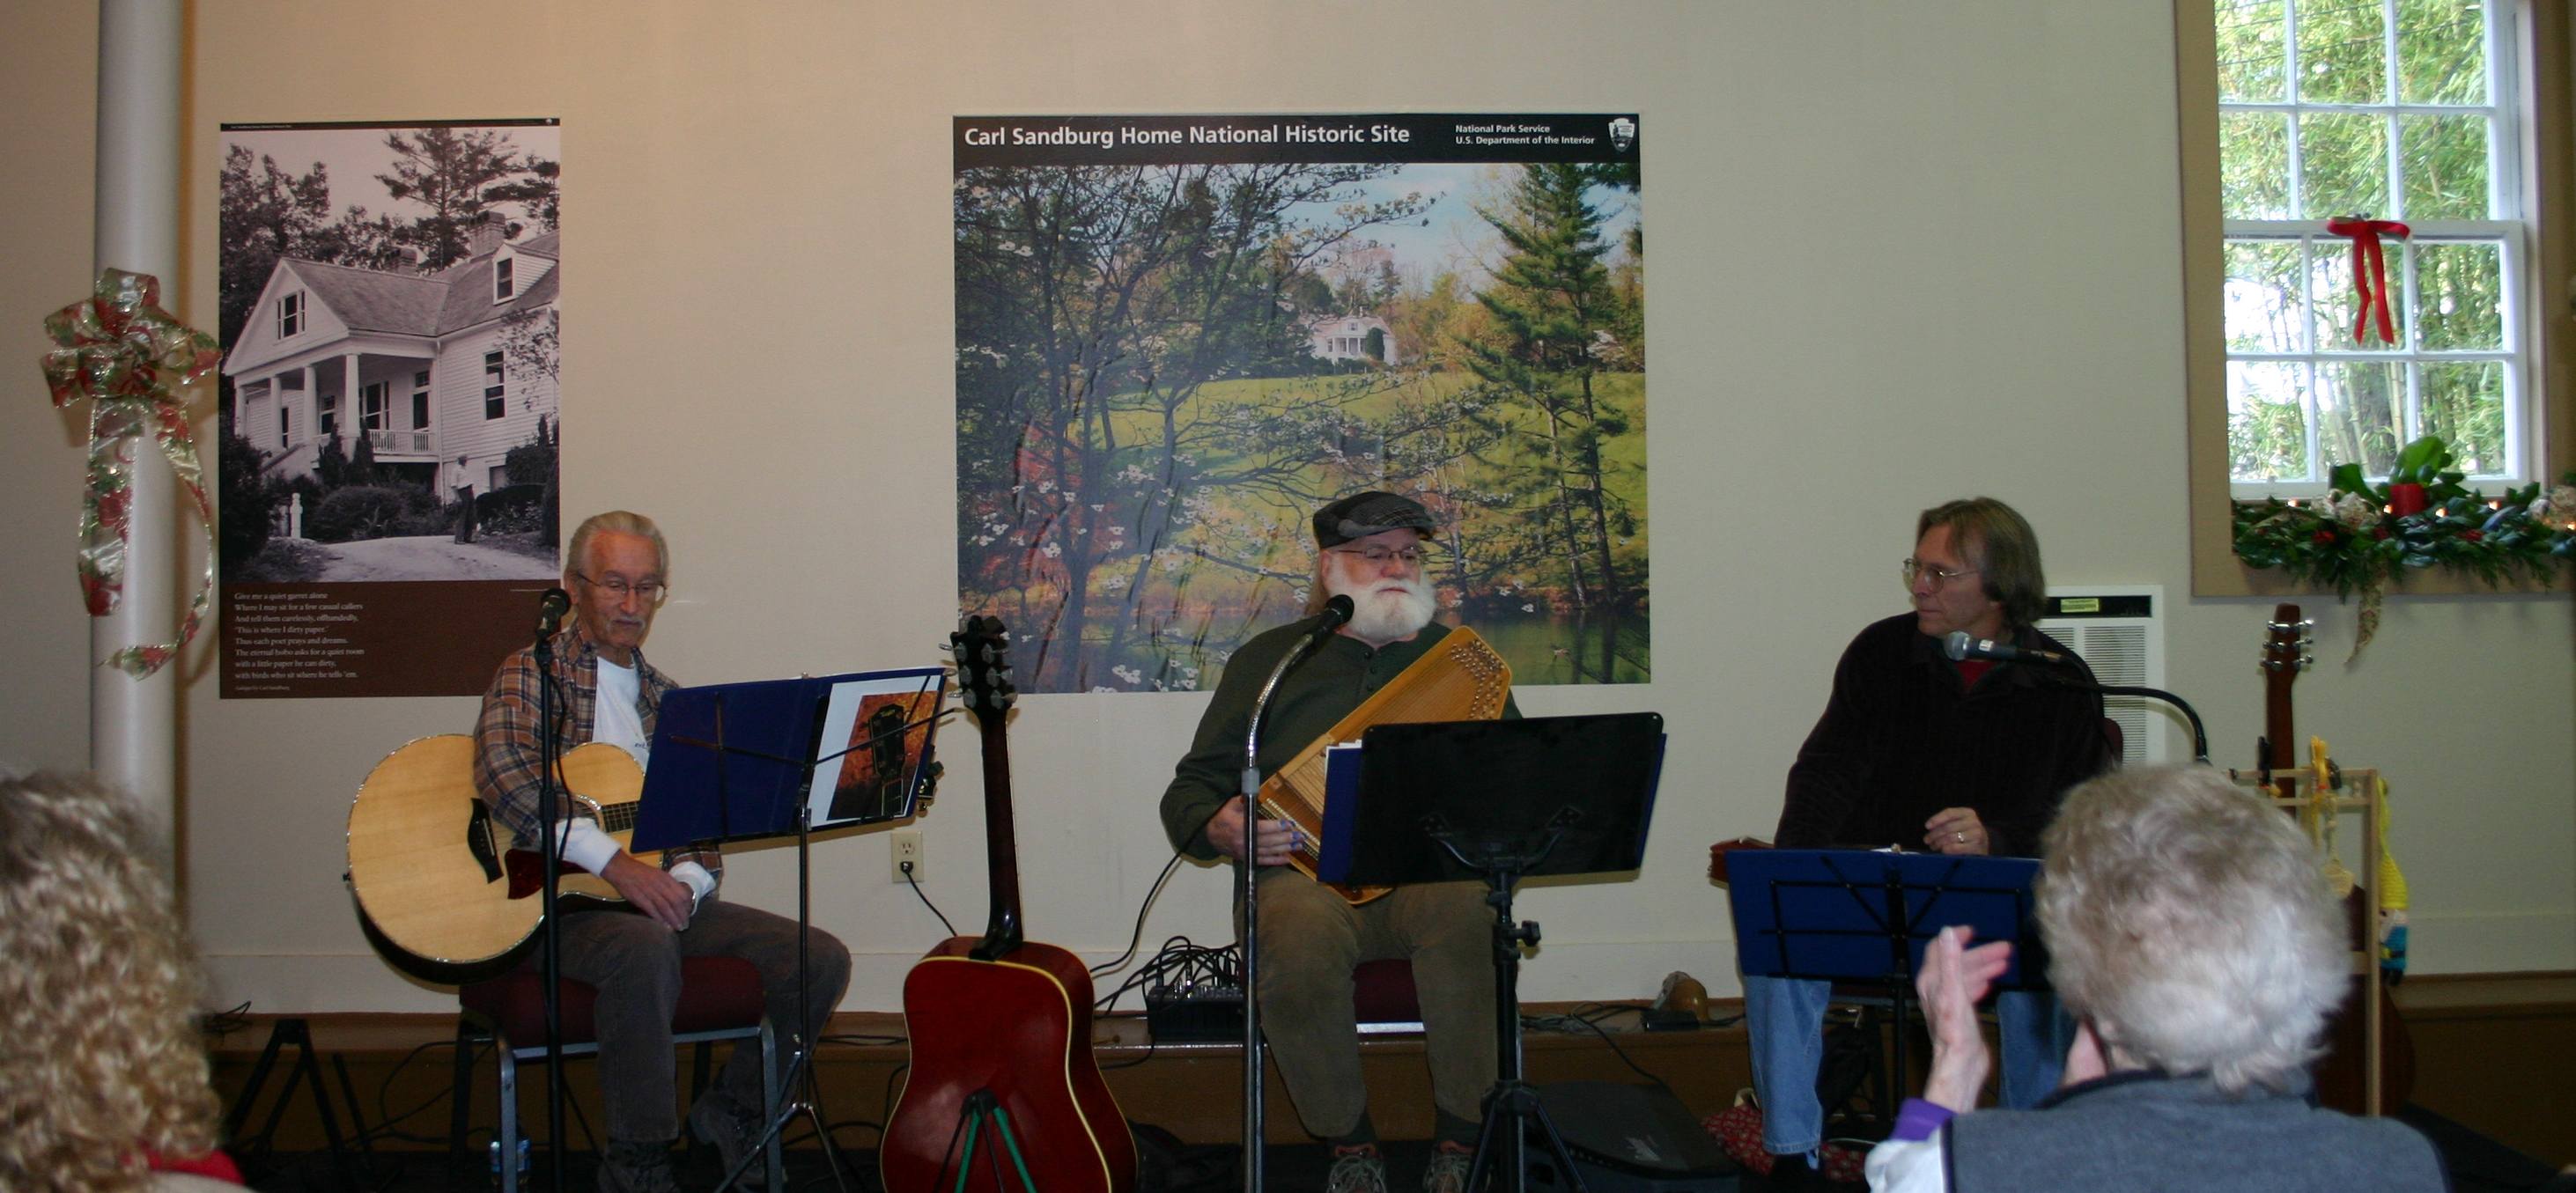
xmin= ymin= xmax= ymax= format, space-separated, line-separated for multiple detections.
xmin=90 ymin=0 xmax=185 ymax=823
xmin=342 ymin=352 xmax=361 ymax=446
xmin=301 ymin=362 xmax=319 ymax=450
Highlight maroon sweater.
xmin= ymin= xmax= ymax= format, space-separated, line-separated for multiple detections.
xmin=1776 ymin=615 xmax=2110 ymax=858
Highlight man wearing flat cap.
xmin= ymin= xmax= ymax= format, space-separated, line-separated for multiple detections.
xmin=1160 ymin=490 xmax=1517 ymax=1193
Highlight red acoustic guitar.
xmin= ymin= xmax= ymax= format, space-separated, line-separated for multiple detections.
xmin=881 ymin=616 xmax=1136 ymax=1193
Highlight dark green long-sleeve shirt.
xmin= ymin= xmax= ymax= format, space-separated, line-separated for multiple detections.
xmin=1159 ymin=616 xmax=1521 ymax=860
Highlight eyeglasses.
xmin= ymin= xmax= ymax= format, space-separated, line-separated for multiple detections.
xmin=574 ymin=571 xmax=669 ymax=605
xmin=1900 ymin=557 xmax=1979 ymax=586
xmin=1330 ymin=545 xmax=1428 ymax=567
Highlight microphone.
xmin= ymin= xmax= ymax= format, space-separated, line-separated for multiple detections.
xmin=1307 ymin=594 xmax=1356 ymax=645
xmin=535 ymin=587 xmax=573 ymax=638
xmin=1944 ymin=630 xmax=2072 ymax=666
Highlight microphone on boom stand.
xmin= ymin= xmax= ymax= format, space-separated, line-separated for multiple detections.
xmin=1238 ymin=594 xmax=1353 ymax=1193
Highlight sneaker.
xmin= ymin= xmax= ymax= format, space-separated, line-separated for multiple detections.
xmin=687 ymin=1090 xmax=769 ymax=1189
xmin=1326 ymin=1145 xmax=1389 ymax=1193
xmin=1421 ymin=1142 xmax=1474 ymax=1193
xmin=596 ymin=1140 xmax=679 ymax=1193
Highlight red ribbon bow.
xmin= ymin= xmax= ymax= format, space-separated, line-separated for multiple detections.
xmin=38 ymin=269 xmax=220 ymax=677
xmin=2325 ymin=217 xmax=2410 ymax=346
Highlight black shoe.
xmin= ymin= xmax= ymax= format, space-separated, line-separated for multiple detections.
xmin=597 ymin=1140 xmax=679 ymax=1193
xmin=688 ymin=1090 xmax=770 ymax=1189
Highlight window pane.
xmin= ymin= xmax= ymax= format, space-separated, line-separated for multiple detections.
xmin=2414 ymin=240 xmax=2503 ymax=350
xmin=2224 ymin=240 xmax=2305 ymax=352
xmin=2311 ymin=239 xmax=2409 ymax=351
xmin=2316 ymin=359 xmax=2406 ymax=475
xmin=2221 ymin=113 xmax=2293 ymax=218
xmin=2218 ymin=0 xmax=2289 ymax=102
xmin=2395 ymin=0 xmax=2484 ymax=104
xmin=2228 ymin=360 xmax=2313 ymax=482
xmin=2299 ymin=113 xmax=2391 ymax=219
xmin=2398 ymin=114 xmax=2490 ymax=221
xmin=2417 ymin=361 xmax=2506 ymax=472
xmin=2294 ymin=0 xmax=2387 ymax=104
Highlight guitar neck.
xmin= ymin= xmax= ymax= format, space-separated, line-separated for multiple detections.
xmin=978 ymin=715 xmax=1025 ymax=952
xmin=2262 ymin=602 xmax=2304 ymax=783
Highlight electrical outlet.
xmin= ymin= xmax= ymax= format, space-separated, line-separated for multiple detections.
xmin=890 ymin=830 xmax=924 ymax=884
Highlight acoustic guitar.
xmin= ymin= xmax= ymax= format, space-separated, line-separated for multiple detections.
xmin=2259 ymin=604 xmax=2414 ymax=1115
xmin=880 ymin=616 xmax=1136 ymax=1193
xmin=343 ymin=734 xmax=651 ymax=979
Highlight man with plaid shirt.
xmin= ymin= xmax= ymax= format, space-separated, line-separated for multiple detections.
xmin=474 ymin=510 xmax=850 ymax=1193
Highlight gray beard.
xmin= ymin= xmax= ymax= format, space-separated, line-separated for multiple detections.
xmin=1332 ymin=577 xmax=1436 ymax=642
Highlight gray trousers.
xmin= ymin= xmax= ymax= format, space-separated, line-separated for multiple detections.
xmin=553 ymin=897 xmax=851 ymax=1144
xmin=1250 ymin=868 xmax=1499 ymax=1140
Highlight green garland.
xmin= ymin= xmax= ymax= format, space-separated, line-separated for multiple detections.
xmin=2233 ymin=436 xmax=2576 ymax=657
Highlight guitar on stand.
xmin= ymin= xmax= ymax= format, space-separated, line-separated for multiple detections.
xmin=2256 ymin=604 xmax=2414 ymax=1116
xmin=880 ymin=616 xmax=1137 ymax=1193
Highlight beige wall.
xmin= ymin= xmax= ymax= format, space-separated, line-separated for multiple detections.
xmin=3 ymin=1 xmax=2569 ymax=1015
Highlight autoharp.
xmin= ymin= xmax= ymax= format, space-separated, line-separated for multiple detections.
xmin=1256 ymin=627 xmax=1512 ymax=902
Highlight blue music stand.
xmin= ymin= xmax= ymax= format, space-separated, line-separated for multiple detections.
xmin=633 ymin=666 xmax=944 ymax=852
xmin=1725 ymin=849 xmax=2048 ymax=1121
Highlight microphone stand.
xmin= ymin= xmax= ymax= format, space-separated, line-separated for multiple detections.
xmin=1235 ymin=599 xmax=1351 ymax=1193
xmin=1950 ymin=632 xmax=2211 ymax=762
xmin=2087 ymin=682 xmax=2210 ymax=764
xmin=533 ymin=619 xmax=568 ymax=1193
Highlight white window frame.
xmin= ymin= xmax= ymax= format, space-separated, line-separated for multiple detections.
xmin=2219 ymin=0 xmax=2534 ymax=497
xmin=494 ymin=254 xmax=515 ymax=303
xmin=483 ymin=350 xmax=506 ymax=420
xmin=277 ymin=290 xmax=304 ymax=339
xmin=411 ymin=369 xmax=432 ymax=431
xmin=360 ymin=380 xmax=388 ymax=431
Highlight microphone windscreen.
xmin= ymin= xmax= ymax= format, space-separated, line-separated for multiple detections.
xmin=1943 ymin=630 xmax=1973 ymax=661
xmin=1322 ymin=593 xmax=1356 ymax=628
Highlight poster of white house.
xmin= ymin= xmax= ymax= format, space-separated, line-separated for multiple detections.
xmin=217 ymin=120 xmax=563 ymax=698
xmin=955 ymin=113 xmax=1646 ymax=695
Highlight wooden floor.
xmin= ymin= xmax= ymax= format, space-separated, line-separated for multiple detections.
xmin=210 ymin=973 xmax=2575 ymax=1170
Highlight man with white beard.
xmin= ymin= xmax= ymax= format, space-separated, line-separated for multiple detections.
xmin=1160 ymin=491 xmax=1520 ymax=1193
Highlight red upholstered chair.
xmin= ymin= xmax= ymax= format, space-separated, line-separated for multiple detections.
xmin=1354 ymin=958 xmax=1424 ymax=1033
xmin=447 ymin=956 xmax=783 ymax=1192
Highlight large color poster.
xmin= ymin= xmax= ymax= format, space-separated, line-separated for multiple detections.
xmin=216 ymin=120 xmax=563 ymax=697
xmin=955 ymin=113 xmax=1646 ymax=695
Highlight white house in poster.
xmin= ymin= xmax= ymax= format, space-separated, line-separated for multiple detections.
xmin=223 ymin=214 xmax=558 ymax=498
xmin=1304 ymin=313 xmax=1401 ymax=366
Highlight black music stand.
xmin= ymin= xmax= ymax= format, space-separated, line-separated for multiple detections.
xmin=638 ymin=668 xmax=945 ymax=1192
xmin=1327 ymin=712 xmax=1667 ymax=1193
xmin=1723 ymin=849 xmax=2047 ymax=1130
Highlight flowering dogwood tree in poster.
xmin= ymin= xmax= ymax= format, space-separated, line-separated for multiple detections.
xmin=955 ymin=114 xmax=1649 ymax=694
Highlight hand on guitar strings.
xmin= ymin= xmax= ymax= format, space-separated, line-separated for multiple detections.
xmin=602 ymin=851 xmax=696 ymax=931
xmin=1207 ymin=797 xmax=1302 ymax=867
xmin=1923 ymin=806 xmax=1990 ymax=855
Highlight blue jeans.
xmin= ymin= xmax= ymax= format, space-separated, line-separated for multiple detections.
xmin=1743 ymin=974 xmax=2069 ymax=1155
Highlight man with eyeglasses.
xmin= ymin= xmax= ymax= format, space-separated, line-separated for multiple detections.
xmin=473 ymin=510 xmax=850 ymax=1193
xmin=1160 ymin=490 xmax=1518 ymax=1193
xmin=1742 ymin=497 xmax=2110 ymax=1191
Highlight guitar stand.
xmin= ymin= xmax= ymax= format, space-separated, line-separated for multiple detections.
xmin=926 ymin=1089 xmax=1040 ymax=1193
xmin=220 ymin=1017 xmax=375 ymax=1192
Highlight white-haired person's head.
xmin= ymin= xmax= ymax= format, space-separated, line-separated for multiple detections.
xmin=2035 ymin=765 xmax=2347 ymax=1094
xmin=0 ymin=770 xmax=223 ymax=1191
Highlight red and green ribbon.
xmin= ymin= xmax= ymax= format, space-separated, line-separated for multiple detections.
xmin=2325 ymin=216 xmax=2410 ymax=346
xmin=39 ymin=269 xmax=219 ymax=678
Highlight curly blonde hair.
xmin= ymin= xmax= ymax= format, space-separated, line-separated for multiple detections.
xmin=0 ymin=771 xmax=221 ymax=1192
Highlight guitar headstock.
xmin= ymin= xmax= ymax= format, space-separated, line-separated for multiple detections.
xmin=2262 ymin=602 xmax=2314 ymax=676
xmin=948 ymin=614 xmax=1016 ymax=722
